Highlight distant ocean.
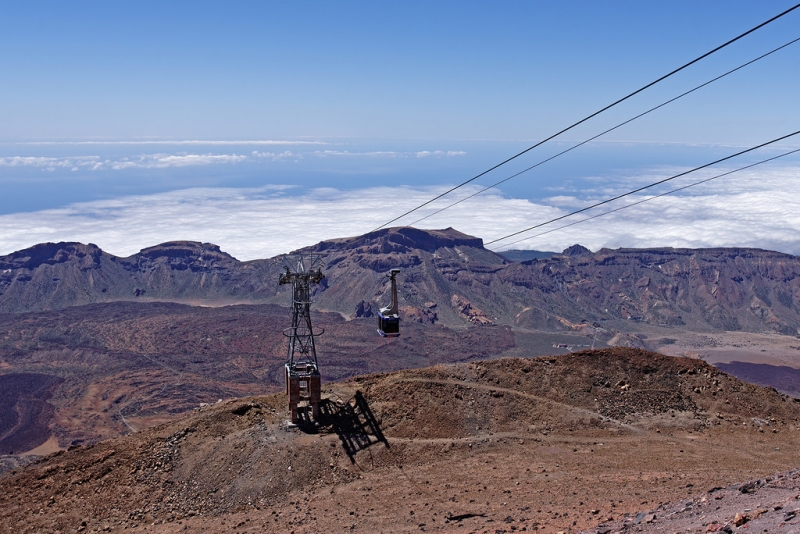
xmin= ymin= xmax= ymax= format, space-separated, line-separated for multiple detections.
xmin=1 ymin=139 xmax=798 ymax=259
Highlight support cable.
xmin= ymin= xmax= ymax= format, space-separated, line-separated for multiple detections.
xmin=407 ymin=36 xmax=800 ymax=228
xmin=370 ymin=3 xmax=800 ymax=232
xmin=489 ymin=147 xmax=800 ymax=250
xmin=484 ymin=129 xmax=800 ymax=246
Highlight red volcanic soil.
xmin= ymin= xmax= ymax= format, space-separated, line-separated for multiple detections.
xmin=2 ymin=349 xmax=800 ymax=533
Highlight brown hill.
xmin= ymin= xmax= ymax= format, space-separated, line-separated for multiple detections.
xmin=0 ymin=301 xmax=517 ymax=472
xmin=2 ymin=348 xmax=799 ymax=533
xmin=2 ymin=228 xmax=799 ymax=336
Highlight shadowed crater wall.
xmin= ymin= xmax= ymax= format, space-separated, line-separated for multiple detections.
xmin=715 ymin=361 xmax=800 ymax=398
xmin=0 ymin=373 xmax=63 ymax=454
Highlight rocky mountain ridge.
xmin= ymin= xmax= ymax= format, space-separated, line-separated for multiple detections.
xmin=2 ymin=227 xmax=799 ymax=336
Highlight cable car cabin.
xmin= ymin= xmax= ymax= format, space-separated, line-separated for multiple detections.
xmin=377 ymin=268 xmax=401 ymax=337
xmin=377 ymin=311 xmax=400 ymax=337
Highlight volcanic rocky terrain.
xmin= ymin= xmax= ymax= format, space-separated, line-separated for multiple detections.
xmin=2 ymin=228 xmax=800 ymax=460
xmin=2 ymin=348 xmax=800 ymax=533
xmin=0 ymin=301 xmax=521 ymax=473
xmin=3 ymin=227 xmax=800 ymax=532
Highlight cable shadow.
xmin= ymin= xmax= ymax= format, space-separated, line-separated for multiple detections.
xmin=316 ymin=390 xmax=389 ymax=463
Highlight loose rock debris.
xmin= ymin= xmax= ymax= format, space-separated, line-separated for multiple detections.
xmin=581 ymin=467 xmax=800 ymax=533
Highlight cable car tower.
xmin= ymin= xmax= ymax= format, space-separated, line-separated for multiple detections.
xmin=279 ymin=256 xmax=325 ymax=425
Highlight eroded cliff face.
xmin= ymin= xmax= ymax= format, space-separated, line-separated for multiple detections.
xmin=1 ymin=229 xmax=799 ymax=334
xmin=531 ymin=247 xmax=800 ymax=334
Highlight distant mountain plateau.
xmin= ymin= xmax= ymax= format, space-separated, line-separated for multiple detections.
xmin=2 ymin=226 xmax=799 ymax=337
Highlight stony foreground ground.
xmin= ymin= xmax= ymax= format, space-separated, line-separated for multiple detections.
xmin=2 ymin=349 xmax=800 ymax=533
xmin=582 ymin=467 xmax=800 ymax=533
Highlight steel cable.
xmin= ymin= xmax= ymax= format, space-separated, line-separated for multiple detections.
xmin=484 ymin=130 xmax=800 ymax=247
xmin=370 ymin=3 xmax=800 ymax=232
xmin=489 ymin=147 xmax=800 ymax=250
xmin=407 ymin=36 xmax=800 ymax=228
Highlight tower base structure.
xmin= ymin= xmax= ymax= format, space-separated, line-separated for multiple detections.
xmin=286 ymin=362 xmax=321 ymax=424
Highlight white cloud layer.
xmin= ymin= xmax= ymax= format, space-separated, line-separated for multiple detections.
xmin=16 ymin=140 xmax=327 ymax=146
xmin=0 ymin=165 xmax=798 ymax=260
xmin=0 ymin=153 xmax=249 ymax=171
xmin=0 ymin=155 xmax=102 ymax=171
xmin=0 ymin=147 xmax=463 ymax=171
xmin=313 ymin=150 xmax=466 ymax=158
xmin=251 ymin=150 xmax=301 ymax=161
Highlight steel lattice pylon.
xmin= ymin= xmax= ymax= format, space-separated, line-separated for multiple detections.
xmin=279 ymin=256 xmax=324 ymax=424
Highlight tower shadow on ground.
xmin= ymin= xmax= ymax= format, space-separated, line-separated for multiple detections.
xmin=297 ymin=390 xmax=389 ymax=463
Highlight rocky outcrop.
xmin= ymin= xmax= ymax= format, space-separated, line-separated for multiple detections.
xmin=0 ymin=242 xmax=103 ymax=271
xmin=451 ymin=294 xmax=494 ymax=325
xmin=354 ymin=300 xmax=374 ymax=318
xmin=400 ymin=305 xmax=437 ymax=324
xmin=561 ymin=244 xmax=592 ymax=257
xmin=608 ymin=333 xmax=647 ymax=349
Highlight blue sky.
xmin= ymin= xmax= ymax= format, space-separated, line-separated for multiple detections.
xmin=1 ymin=1 xmax=799 ymax=258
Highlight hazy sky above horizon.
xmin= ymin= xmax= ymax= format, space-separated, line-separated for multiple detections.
xmin=1 ymin=1 xmax=799 ymax=259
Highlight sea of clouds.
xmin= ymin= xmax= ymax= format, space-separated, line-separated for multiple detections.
xmin=0 ymin=163 xmax=797 ymax=260
xmin=0 ymin=143 xmax=467 ymax=172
